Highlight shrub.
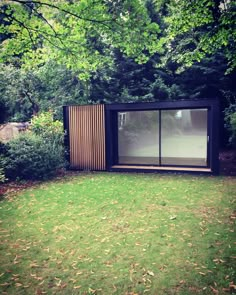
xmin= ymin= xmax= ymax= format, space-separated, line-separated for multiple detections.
xmin=224 ymin=98 xmax=236 ymax=147
xmin=0 ymin=142 xmax=8 ymax=183
xmin=4 ymin=132 xmax=65 ymax=180
xmin=223 ymin=91 xmax=236 ymax=147
xmin=229 ymin=112 xmax=236 ymax=147
xmin=0 ymin=168 xmax=6 ymax=183
xmin=30 ymin=111 xmax=64 ymax=145
xmin=2 ymin=112 xmax=66 ymax=181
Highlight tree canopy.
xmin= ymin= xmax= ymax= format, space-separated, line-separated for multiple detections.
xmin=0 ymin=0 xmax=235 ymax=74
xmin=164 ymin=0 xmax=236 ymax=73
xmin=0 ymin=0 xmax=161 ymax=78
xmin=0 ymin=0 xmax=236 ymax=147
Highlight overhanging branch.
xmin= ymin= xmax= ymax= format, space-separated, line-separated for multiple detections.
xmin=8 ymin=0 xmax=114 ymax=26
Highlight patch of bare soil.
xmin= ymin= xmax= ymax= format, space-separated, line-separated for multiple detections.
xmin=0 ymin=181 xmax=37 ymax=199
xmin=0 ymin=170 xmax=79 ymax=198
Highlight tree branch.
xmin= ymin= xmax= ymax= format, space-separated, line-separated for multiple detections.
xmin=9 ymin=0 xmax=114 ymax=26
xmin=28 ymin=5 xmax=69 ymax=48
xmin=5 ymin=13 xmax=74 ymax=52
xmin=21 ymin=89 xmax=39 ymax=114
xmin=6 ymin=14 xmax=37 ymax=49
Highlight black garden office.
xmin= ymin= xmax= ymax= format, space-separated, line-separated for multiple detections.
xmin=63 ymin=99 xmax=220 ymax=175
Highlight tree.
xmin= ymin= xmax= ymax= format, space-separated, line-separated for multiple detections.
xmin=0 ymin=0 xmax=161 ymax=78
xmin=89 ymin=49 xmax=184 ymax=104
xmin=0 ymin=62 xmax=90 ymax=122
xmin=163 ymin=0 xmax=236 ymax=73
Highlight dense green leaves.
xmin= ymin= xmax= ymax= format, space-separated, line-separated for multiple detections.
xmin=3 ymin=112 xmax=65 ymax=180
xmin=1 ymin=0 xmax=235 ymax=73
xmin=0 ymin=0 xmax=235 ymax=147
xmin=0 ymin=0 xmax=161 ymax=76
xmin=0 ymin=62 xmax=89 ymax=122
xmin=163 ymin=0 xmax=236 ymax=72
xmin=229 ymin=112 xmax=236 ymax=147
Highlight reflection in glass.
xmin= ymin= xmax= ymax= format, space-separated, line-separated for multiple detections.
xmin=161 ymin=109 xmax=208 ymax=166
xmin=118 ymin=111 xmax=159 ymax=165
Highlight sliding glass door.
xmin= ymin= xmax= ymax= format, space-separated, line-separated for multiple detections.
xmin=118 ymin=111 xmax=159 ymax=165
xmin=161 ymin=109 xmax=208 ymax=166
xmin=117 ymin=108 xmax=208 ymax=167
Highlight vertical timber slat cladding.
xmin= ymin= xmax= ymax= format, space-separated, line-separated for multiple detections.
xmin=68 ymin=105 xmax=106 ymax=170
xmin=99 ymin=104 xmax=105 ymax=170
xmin=69 ymin=107 xmax=74 ymax=166
xmin=98 ymin=104 xmax=103 ymax=169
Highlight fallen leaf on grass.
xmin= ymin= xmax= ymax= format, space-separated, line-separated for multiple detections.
xmin=36 ymin=288 xmax=47 ymax=294
xmin=23 ymin=285 xmax=30 ymax=288
xmin=0 ymin=283 xmax=10 ymax=287
xmin=210 ymin=286 xmax=219 ymax=294
xmin=213 ymin=258 xmax=225 ymax=264
xmin=147 ymin=271 xmax=154 ymax=276
xmin=14 ymin=255 xmax=21 ymax=264
xmin=60 ymin=283 xmax=67 ymax=289
xmin=30 ymin=263 xmax=40 ymax=268
xmin=170 ymin=216 xmax=177 ymax=220
xmin=89 ymin=287 xmax=101 ymax=294
xmin=74 ymin=285 xmax=81 ymax=289
xmin=38 ymin=280 xmax=44 ymax=285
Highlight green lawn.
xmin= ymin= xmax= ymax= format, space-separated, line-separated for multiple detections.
xmin=0 ymin=173 xmax=235 ymax=295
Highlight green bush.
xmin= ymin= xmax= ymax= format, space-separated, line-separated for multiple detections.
xmin=0 ymin=168 xmax=6 ymax=183
xmin=224 ymin=98 xmax=236 ymax=147
xmin=0 ymin=142 xmax=8 ymax=183
xmin=229 ymin=112 xmax=236 ymax=147
xmin=4 ymin=132 xmax=65 ymax=180
xmin=2 ymin=112 xmax=65 ymax=181
xmin=30 ymin=111 xmax=64 ymax=145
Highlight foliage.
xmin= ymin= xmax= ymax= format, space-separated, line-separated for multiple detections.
xmin=0 ymin=168 xmax=6 ymax=183
xmin=229 ymin=112 xmax=236 ymax=147
xmin=3 ymin=112 xmax=65 ymax=180
xmin=1 ymin=0 xmax=235 ymax=74
xmin=163 ymin=0 xmax=236 ymax=73
xmin=0 ymin=64 xmax=44 ymax=122
xmin=90 ymin=49 xmax=235 ymax=106
xmin=0 ymin=0 xmax=235 ymax=149
xmin=30 ymin=111 xmax=64 ymax=144
xmin=0 ymin=62 xmax=89 ymax=122
xmin=89 ymin=50 xmax=183 ymax=104
xmin=0 ymin=142 xmax=8 ymax=183
xmin=35 ymin=61 xmax=90 ymax=119
xmin=224 ymin=92 xmax=236 ymax=147
xmin=4 ymin=132 xmax=65 ymax=180
xmin=0 ymin=0 xmax=161 ymax=77
xmin=0 ymin=173 xmax=235 ymax=294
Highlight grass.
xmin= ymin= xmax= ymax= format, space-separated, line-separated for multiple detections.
xmin=0 ymin=172 xmax=235 ymax=295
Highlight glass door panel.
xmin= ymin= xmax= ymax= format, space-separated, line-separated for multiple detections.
xmin=161 ymin=109 xmax=208 ymax=166
xmin=118 ymin=111 xmax=159 ymax=165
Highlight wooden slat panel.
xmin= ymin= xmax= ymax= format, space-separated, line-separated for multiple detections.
xmin=68 ymin=104 xmax=106 ymax=170
xmin=69 ymin=106 xmax=75 ymax=166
